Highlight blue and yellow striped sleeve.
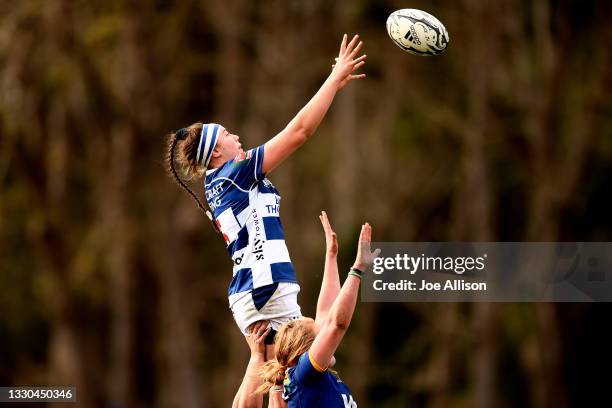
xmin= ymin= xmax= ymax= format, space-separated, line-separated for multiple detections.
xmin=293 ymin=352 xmax=326 ymax=385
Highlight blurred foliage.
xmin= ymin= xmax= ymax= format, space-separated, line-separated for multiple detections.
xmin=1 ymin=0 xmax=611 ymax=407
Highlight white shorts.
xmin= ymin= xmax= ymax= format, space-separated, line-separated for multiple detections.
xmin=230 ymin=282 xmax=302 ymax=335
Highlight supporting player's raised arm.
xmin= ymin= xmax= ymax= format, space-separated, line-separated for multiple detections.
xmin=315 ymin=211 xmax=341 ymax=329
xmin=308 ymin=223 xmax=380 ymax=371
xmin=262 ymin=34 xmax=366 ymax=174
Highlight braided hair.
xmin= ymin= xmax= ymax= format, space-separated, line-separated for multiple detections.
xmin=165 ymin=123 xmax=209 ymax=215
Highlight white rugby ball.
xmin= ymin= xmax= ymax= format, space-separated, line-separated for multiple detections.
xmin=386 ymin=9 xmax=450 ymax=56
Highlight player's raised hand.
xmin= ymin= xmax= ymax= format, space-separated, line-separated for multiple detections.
xmin=331 ymin=34 xmax=367 ymax=90
xmin=246 ymin=320 xmax=271 ymax=358
xmin=352 ymin=223 xmax=381 ymax=271
xmin=319 ymin=211 xmax=338 ymax=256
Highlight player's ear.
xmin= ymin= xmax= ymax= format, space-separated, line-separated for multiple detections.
xmin=211 ymin=146 xmax=222 ymax=158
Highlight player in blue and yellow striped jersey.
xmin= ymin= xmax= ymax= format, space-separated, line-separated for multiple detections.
xmin=254 ymin=216 xmax=380 ymax=408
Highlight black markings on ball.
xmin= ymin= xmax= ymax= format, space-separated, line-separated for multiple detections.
xmin=404 ymin=25 xmax=421 ymax=45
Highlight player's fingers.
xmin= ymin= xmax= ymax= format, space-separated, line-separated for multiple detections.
xmin=252 ymin=321 xmax=263 ymax=335
xmin=352 ymin=61 xmax=365 ymax=72
xmin=350 ymin=74 xmax=366 ymax=81
xmin=255 ymin=320 xmax=269 ymax=334
xmin=321 ymin=218 xmax=330 ymax=233
xmin=349 ymin=41 xmax=364 ymax=59
xmin=322 ymin=212 xmax=331 ymax=227
xmin=328 ymin=223 xmax=336 ymax=235
xmin=340 ymin=34 xmax=347 ymax=54
xmin=351 ymin=54 xmax=367 ymax=65
xmin=327 ymin=220 xmax=336 ymax=234
xmin=257 ymin=327 xmax=271 ymax=343
xmin=373 ymin=248 xmax=381 ymax=258
xmin=346 ymin=34 xmax=359 ymax=54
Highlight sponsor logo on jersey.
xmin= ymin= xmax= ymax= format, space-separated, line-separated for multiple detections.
xmin=206 ymin=182 xmax=224 ymax=211
xmin=265 ymin=195 xmax=280 ymax=215
xmin=233 ymin=149 xmax=252 ymax=163
xmin=342 ymin=394 xmax=357 ymax=408
xmin=234 ymin=254 xmax=244 ymax=266
xmin=251 ymin=208 xmax=265 ymax=261
xmin=209 ymin=196 xmax=221 ymax=211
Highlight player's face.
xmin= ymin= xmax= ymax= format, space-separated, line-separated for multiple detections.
xmin=214 ymin=127 xmax=243 ymax=161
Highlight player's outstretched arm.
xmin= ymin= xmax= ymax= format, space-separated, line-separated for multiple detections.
xmin=315 ymin=211 xmax=341 ymax=329
xmin=308 ymin=223 xmax=380 ymax=371
xmin=262 ymin=34 xmax=367 ymax=174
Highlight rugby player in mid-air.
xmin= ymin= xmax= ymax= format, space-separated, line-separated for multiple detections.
xmin=166 ymin=34 xmax=366 ymax=405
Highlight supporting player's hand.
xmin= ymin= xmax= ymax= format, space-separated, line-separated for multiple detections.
xmin=246 ymin=320 xmax=271 ymax=359
xmin=319 ymin=211 xmax=338 ymax=257
xmin=331 ymin=34 xmax=366 ymax=90
xmin=352 ymin=223 xmax=381 ymax=271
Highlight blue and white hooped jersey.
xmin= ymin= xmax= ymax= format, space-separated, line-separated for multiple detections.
xmin=283 ymin=352 xmax=357 ymax=408
xmin=204 ymin=145 xmax=298 ymax=310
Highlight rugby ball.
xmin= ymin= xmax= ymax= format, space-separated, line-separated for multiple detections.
xmin=386 ymin=9 xmax=450 ymax=56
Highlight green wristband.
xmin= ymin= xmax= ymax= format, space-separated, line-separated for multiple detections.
xmin=349 ymin=267 xmax=364 ymax=279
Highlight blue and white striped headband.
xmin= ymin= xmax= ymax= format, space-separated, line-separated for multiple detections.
xmin=196 ymin=123 xmax=222 ymax=167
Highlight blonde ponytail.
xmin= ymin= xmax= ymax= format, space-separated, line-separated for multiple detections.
xmin=257 ymin=359 xmax=287 ymax=394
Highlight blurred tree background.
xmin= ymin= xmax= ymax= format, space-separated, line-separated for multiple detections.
xmin=1 ymin=0 xmax=611 ymax=407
